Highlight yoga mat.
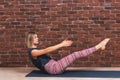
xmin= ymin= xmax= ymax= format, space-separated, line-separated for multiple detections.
xmin=26 ymin=70 xmax=120 ymax=78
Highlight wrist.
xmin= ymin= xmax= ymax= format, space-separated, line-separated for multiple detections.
xmin=58 ymin=43 xmax=64 ymax=48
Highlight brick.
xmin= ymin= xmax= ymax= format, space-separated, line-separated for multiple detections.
xmin=115 ymin=0 xmax=120 ymax=2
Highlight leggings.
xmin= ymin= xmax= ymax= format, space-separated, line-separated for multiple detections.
xmin=44 ymin=47 xmax=96 ymax=74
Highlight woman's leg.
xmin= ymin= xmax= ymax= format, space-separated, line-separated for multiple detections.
xmin=45 ymin=47 xmax=96 ymax=74
xmin=45 ymin=38 xmax=110 ymax=74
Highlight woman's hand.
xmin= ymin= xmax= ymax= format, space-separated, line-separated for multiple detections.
xmin=60 ymin=40 xmax=73 ymax=47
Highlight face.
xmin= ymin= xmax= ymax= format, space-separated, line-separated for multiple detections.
xmin=32 ymin=34 xmax=39 ymax=45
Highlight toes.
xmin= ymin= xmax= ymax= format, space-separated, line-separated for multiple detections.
xmin=105 ymin=38 xmax=110 ymax=42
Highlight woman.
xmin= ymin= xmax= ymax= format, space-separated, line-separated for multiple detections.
xmin=26 ymin=32 xmax=110 ymax=74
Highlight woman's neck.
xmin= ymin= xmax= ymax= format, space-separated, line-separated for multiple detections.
xmin=31 ymin=45 xmax=37 ymax=48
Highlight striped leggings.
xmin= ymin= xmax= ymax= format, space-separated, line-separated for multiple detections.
xmin=44 ymin=47 xmax=96 ymax=74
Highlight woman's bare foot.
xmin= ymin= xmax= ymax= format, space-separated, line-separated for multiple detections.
xmin=95 ymin=38 xmax=110 ymax=50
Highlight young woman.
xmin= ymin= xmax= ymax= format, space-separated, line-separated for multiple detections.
xmin=26 ymin=32 xmax=110 ymax=75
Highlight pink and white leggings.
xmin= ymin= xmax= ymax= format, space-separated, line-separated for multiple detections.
xmin=45 ymin=47 xmax=96 ymax=74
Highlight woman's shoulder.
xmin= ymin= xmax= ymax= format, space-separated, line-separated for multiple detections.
xmin=27 ymin=48 xmax=40 ymax=53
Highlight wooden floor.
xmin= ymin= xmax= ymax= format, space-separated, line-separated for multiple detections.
xmin=0 ymin=67 xmax=120 ymax=80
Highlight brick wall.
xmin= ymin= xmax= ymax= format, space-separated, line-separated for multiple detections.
xmin=0 ymin=0 xmax=119 ymax=67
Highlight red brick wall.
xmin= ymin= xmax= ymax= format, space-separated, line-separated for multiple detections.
xmin=0 ymin=0 xmax=119 ymax=67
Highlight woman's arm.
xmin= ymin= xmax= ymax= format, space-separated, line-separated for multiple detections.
xmin=31 ymin=40 xmax=73 ymax=57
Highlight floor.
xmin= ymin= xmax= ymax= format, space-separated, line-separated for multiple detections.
xmin=0 ymin=67 xmax=120 ymax=80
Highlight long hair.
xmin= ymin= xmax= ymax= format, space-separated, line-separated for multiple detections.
xmin=25 ymin=32 xmax=36 ymax=48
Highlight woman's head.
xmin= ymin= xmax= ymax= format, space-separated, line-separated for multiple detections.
xmin=26 ymin=32 xmax=39 ymax=48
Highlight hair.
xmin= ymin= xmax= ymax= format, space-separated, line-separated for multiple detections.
xmin=25 ymin=32 xmax=36 ymax=48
